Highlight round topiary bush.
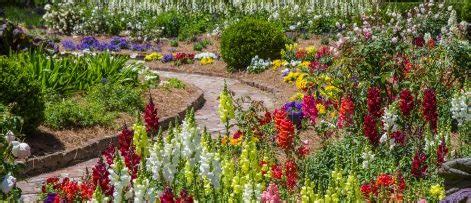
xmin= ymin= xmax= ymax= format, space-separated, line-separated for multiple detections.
xmin=220 ymin=18 xmax=287 ymax=72
xmin=0 ymin=57 xmax=45 ymax=133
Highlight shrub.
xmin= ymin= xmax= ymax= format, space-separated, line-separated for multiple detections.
xmin=0 ymin=103 xmax=23 ymax=134
xmin=44 ymin=98 xmax=115 ymax=129
xmin=0 ymin=57 xmax=44 ymax=132
xmin=86 ymin=83 xmax=144 ymax=114
xmin=155 ymin=11 xmax=182 ymax=38
xmin=220 ymin=18 xmax=286 ymax=71
xmin=161 ymin=78 xmax=186 ymax=89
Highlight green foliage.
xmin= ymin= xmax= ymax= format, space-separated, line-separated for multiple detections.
xmin=161 ymin=78 xmax=186 ymax=89
xmin=221 ymin=18 xmax=287 ymax=71
xmin=11 ymin=51 xmax=139 ymax=95
xmin=86 ymin=83 xmax=144 ymax=114
xmin=193 ymin=39 xmax=211 ymax=51
xmin=44 ymin=98 xmax=115 ymax=129
xmin=3 ymin=6 xmax=44 ymax=27
xmin=170 ymin=40 xmax=179 ymax=47
xmin=155 ymin=11 xmax=183 ymax=38
xmin=0 ymin=57 xmax=44 ymax=132
xmin=463 ymin=0 xmax=471 ymax=22
xmin=0 ymin=103 xmax=23 ymax=134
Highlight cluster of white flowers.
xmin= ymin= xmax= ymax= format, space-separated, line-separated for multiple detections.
xmin=180 ymin=115 xmax=202 ymax=165
xmin=380 ymin=104 xmax=399 ymax=145
xmin=247 ymin=55 xmax=271 ymax=74
xmin=108 ymin=156 xmax=132 ymax=203
xmin=194 ymin=52 xmax=218 ymax=60
xmin=242 ymin=181 xmax=262 ymax=202
xmin=199 ymin=147 xmax=222 ymax=189
xmin=361 ymin=147 xmax=375 ymax=169
xmin=4 ymin=131 xmax=31 ymax=160
xmin=451 ymin=91 xmax=470 ymax=126
xmin=133 ymin=178 xmax=158 ymax=203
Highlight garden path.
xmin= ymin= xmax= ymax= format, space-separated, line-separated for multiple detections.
xmin=18 ymin=70 xmax=276 ymax=202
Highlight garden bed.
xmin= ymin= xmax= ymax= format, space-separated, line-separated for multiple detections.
xmin=20 ymin=80 xmax=205 ymax=177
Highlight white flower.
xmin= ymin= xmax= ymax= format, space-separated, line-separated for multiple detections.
xmin=242 ymin=181 xmax=262 ymax=202
xmin=194 ymin=52 xmax=217 ymax=60
xmin=11 ymin=142 xmax=31 ymax=159
xmin=382 ymin=104 xmax=399 ymax=133
xmin=451 ymin=91 xmax=470 ymax=126
xmin=4 ymin=130 xmax=15 ymax=144
xmin=0 ymin=174 xmax=16 ymax=194
xmin=44 ymin=4 xmax=51 ymax=11
xmin=361 ymin=148 xmax=375 ymax=169
xmin=391 ymin=37 xmax=398 ymax=44
xmin=199 ymin=147 xmax=222 ymax=189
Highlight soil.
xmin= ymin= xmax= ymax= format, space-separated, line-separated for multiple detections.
xmin=24 ymin=80 xmax=201 ymax=157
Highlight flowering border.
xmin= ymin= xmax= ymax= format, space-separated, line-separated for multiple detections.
xmin=19 ymin=84 xmax=205 ymax=178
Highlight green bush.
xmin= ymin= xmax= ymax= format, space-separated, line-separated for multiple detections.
xmin=86 ymin=83 xmax=144 ymax=114
xmin=44 ymin=98 xmax=115 ymax=129
xmin=0 ymin=103 xmax=24 ymax=134
xmin=161 ymin=78 xmax=186 ymax=89
xmin=220 ymin=18 xmax=287 ymax=71
xmin=463 ymin=0 xmax=471 ymax=22
xmin=0 ymin=57 xmax=44 ymax=132
xmin=155 ymin=11 xmax=182 ymax=38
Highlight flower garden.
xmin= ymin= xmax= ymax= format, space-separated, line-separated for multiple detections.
xmin=1 ymin=0 xmax=470 ymax=202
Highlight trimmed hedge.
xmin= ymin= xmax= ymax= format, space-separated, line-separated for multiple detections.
xmin=220 ymin=18 xmax=287 ymax=72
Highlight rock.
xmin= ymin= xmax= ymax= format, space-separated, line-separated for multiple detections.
xmin=439 ymin=158 xmax=471 ymax=195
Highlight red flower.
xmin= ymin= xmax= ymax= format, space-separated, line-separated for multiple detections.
xmin=413 ymin=36 xmax=425 ymax=47
xmin=391 ymin=131 xmax=406 ymax=145
xmin=285 ymin=160 xmax=298 ymax=190
xmin=271 ymin=164 xmax=283 ymax=180
xmin=102 ymin=144 xmax=115 ymax=165
xmin=396 ymin=173 xmax=406 ymax=192
xmin=399 ymin=89 xmax=414 ymax=116
xmin=92 ymin=159 xmax=113 ymax=196
xmin=363 ymin=114 xmax=380 ymax=146
xmin=297 ymin=144 xmax=309 ymax=158
xmin=422 ymin=88 xmax=438 ymax=133
xmin=259 ymin=111 xmax=272 ymax=125
xmin=427 ymin=38 xmax=435 ymax=49
xmin=375 ymin=173 xmax=394 ymax=188
xmin=360 ymin=183 xmax=375 ymax=198
xmin=233 ymin=130 xmax=242 ymax=140
xmin=79 ymin=182 xmax=94 ymax=200
xmin=337 ymin=96 xmax=355 ymax=128
xmin=122 ymin=148 xmax=141 ymax=180
xmin=316 ymin=46 xmax=330 ymax=58
xmin=436 ymin=139 xmax=448 ymax=166
xmin=144 ymin=98 xmax=159 ymax=135
xmin=118 ymin=126 xmax=134 ymax=154
xmin=176 ymin=189 xmax=194 ymax=203
xmin=260 ymin=161 xmax=269 ymax=176
xmin=411 ymin=151 xmax=428 ymax=178
xmin=295 ymin=50 xmax=307 ymax=59
xmin=302 ymin=95 xmax=318 ymax=125
xmin=160 ymin=187 xmax=175 ymax=203
xmin=274 ymin=109 xmax=295 ymax=150
xmin=367 ymin=87 xmax=382 ymax=118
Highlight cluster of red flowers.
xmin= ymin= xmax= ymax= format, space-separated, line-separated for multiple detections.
xmin=315 ymin=46 xmax=330 ymax=59
xmin=285 ymin=160 xmax=298 ymax=190
xmin=144 ymin=98 xmax=159 ymax=135
xmin=91 ymin=159 xmax=113 ymax=196
xmin=367 ymin=87 xmax=382 ymax=118
xmin=411 ymin=151 xmax=428 ymax=178
xmin=160 ymin=187 xmax=194 ymax=203
xmin=41 ymin=177 xmax=94 ymax=202
xmin=302 ymin=95 xmax=318 ymax=125
xmin=337 ymin=96 xmax=355 ymax=128
xmin=271 ymin=164 xmax=283 ymax=180
xmin=174 ymin=52 xmax=194 ymax=60
xmin=116 ymin=127 xmax=141 ymax=179
xmin=436 ymin=139 xmax=448 ymax=166
xmin=363 ymin=114 xmax=380 ymax=146
xmin=399 ymin=89 xmax=414 ymax=116
xmin=360 ymin=173 xmax=406 ymax=199
xmin=422 ymin=88 xmax=438 ymax=133
xmin=295 ymin=49 xmax=307 ymax=60
xmin=273 ymin=109 xmax=295 ymax=150
xmin=259 ymin=111 xmax=272 ymax=126
xmin=391 ymin=131 xmax=406 ymax=145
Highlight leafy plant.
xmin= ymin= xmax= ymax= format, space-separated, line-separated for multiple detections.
xmin=161 ymin=78 xmax=186 ymax=89
xmin=221 ymin=18 xmax=286 ymax=71
xmin=86 ymin=83 xmax=144 ymax=114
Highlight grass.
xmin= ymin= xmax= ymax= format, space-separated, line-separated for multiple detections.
xmin=4 ymin=6 xmax=44 ymax=27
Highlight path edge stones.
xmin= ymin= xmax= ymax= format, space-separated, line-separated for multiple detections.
xmin=20 ymin=85 xmax=205 ymax=178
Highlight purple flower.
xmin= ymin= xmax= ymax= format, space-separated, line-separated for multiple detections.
xmin=78 ymin=36 xmax=100 ymax=50
xmin=44 ymin=193 xmax=57 ymax=203
xmin=131 ymin=43 xmax=151 ymax=52
xmin=161 ymin=53 xmax=173 ymax=63
xmin=61 ymin=39 xmax=77 ymax=51
xmin=109 ymin=36 xmax=129 ymax=49
xmin=282 ymin=68 xmax=290 ymax=77
xmin=283 ymin=101 xmax=304 ymax=128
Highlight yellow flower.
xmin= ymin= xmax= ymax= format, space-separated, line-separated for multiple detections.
xmin=296 ymin=74 xmax=308 ymax=90
xmin=289 ymin=92 xmax=304 ymax=101
xmin=301 ymin=61 xmax=311 ymax=68
xmin=285 ymin=43 xmax=298 ymax=51
xmin=230 ymin=136 xmax=242 ymax=146
xmin=272 ymin=59 xmax=287 ymax=70
xmin=306 ymin=46 xmax=317 ymax=55
xmin=283 ymin=72 xmax=300 ymax=83
xmin=429 ymin=184 xmax=445 ymax=200
xmin=316 ymin=104 xmax=326 ymax=115
xmin=144 ymin=52 xmax=163 ymax=61
xmin=200 ymin=57 xmax=214 ymax=65
xmin=221 ymin=136 xmax=228 ymax=145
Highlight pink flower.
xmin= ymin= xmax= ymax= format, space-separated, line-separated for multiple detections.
xmin=302 ymin=94 xmax=318 ymax=125
xmin=261 ymin=183 xmax=282 ymax=203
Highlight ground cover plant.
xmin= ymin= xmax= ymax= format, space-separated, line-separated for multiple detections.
xmin=0 ymin=0 xmax=470 ymax=202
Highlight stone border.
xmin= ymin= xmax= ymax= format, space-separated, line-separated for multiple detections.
xmin=20 ymin=85 xmax=205 ymax=178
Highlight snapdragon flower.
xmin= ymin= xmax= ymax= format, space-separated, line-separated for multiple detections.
xmin=451 ymin=91 xmax=470 ymax=126
xmin=108 ymin=155 xmax=131 ymax=203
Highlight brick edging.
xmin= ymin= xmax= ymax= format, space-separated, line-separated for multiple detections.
xmin=20 ymin=86 xmax=205 ymax=178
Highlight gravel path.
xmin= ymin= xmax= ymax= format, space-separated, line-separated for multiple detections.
xmin=18 ymin=70 xmax=276 ymax=202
